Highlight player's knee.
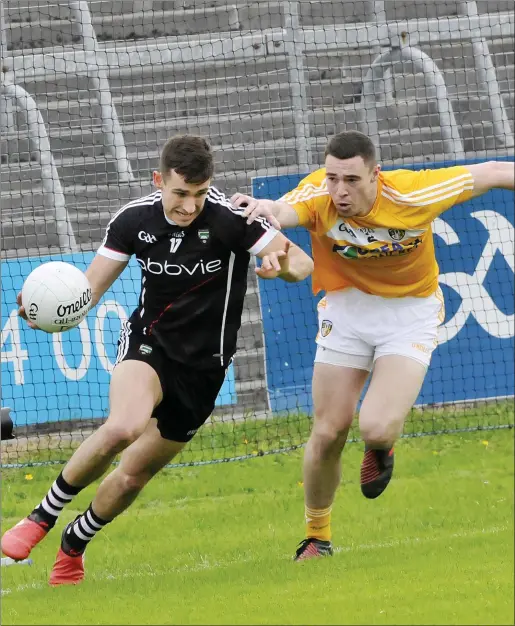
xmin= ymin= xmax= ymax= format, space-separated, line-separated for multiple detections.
xmin=116 ymin=470 xmax=150 ymax=496
xmin=97 ymin=422 xmax=143 ymax=455
xmin=359 ymin=418 xmax=397 ymax=448
xmin=311 ymin=419 xmax=350 ymax=456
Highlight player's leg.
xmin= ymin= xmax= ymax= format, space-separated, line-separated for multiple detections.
xmin=304 ymin=359 xmax=370 ymax=508
xmin=49 ymin=359 xmax=228 ymax=585
xmin=359 ymin=355 xmax=427 ymax=498
xmin=49 ymin=419 xmax=185 ymax=586
xmin=358 ymin=289 xmax=444 ymax=498
xmin=295 ymin=357 xmax=369 ymax=561
xmin=59 ymin=358 xmax=162 ymax=485
xmin=1 ymin=356 xmax=162 ymax=561
xmin=90 ymin=419 xmax=185 ymax=520
xmin=295 ymin=291 xmax=373 ymax=560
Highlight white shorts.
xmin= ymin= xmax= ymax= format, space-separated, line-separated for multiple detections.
xmin=314 ymin=288 xmax=445 ymax=371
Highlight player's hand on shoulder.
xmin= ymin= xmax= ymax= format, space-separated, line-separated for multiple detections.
xmin=16 ymin=291 xmax=40 ymax=330
xmin=230 ymin=193 xmax=282 ymax=230
xmin=255 ymin=240 xmax=291 ymax=280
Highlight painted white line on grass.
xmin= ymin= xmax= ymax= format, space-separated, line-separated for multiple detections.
xmin=1 ymin=524 xmax=508 ymax=596
xmin=333 ymin=524 xmax=508 ymax=554
xmin=0 ymin=555 xmax=256 ymax=596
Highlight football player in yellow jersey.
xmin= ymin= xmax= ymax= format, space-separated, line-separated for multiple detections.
xmin=231 ymin=130 xmax=514 ymax=561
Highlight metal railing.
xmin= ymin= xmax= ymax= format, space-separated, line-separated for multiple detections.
xmin=362 ymin=38 xmax=466 ymax=160
xmin=1 ymin=0 xmax=132 ymax=251
xmin=1 ymin=0 xmax=514 ymax=239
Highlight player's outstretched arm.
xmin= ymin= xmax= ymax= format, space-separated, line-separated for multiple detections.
xmin=254 ymin=232 xmax=313 ymax=282
xmin=231 ymin=193 xmax=300 ymax=230
xmin=466 ymin=161 xmax=515 ymax=197
xmin=85 ymin=254 xmax=128 ymax=308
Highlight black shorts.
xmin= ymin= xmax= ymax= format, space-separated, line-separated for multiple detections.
xmin=115 ymin=325 xmax=228 ymax=442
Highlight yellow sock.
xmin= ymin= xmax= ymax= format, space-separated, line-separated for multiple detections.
xmin=305 ymin=505 xmax=332 ymax=542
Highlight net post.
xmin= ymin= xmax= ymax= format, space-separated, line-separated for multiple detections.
xmin=68 ymin=1 xmax=135 ymax=182
xmin=361 ymin=1 xmax=395 ymax=160
xmin=0 ymin=0 xmax=15 ymax=135
xmin=458 ymin=0 xmax=514 ymax=149
xmin=283 ymin=1 xmax=311 ymax=172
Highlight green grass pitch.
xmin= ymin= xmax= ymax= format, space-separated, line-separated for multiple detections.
xmin=1 ymin=428 xmax=513 ymax=625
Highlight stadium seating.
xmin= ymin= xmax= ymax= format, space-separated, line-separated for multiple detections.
xmin=2 ymin=0 xmax=514 ymax=413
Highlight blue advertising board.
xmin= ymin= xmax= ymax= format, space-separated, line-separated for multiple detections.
xmin=252 ymin=158 xmax=514 ymax=412
xmin=1 ymin=253 xmax=236 ymax=427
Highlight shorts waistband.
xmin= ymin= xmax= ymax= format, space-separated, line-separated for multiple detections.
xmin=325 ymin=287 xmax=440 ymax=308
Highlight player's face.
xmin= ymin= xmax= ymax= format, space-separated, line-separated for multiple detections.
xmin=154 ymin=170 xmax=211 ymax=226
xmin=325 ymin=155 xmax=380 ymax=217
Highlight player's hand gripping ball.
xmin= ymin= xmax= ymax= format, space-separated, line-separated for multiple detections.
xmin=21 ymin=261 xmax=92 ymax=333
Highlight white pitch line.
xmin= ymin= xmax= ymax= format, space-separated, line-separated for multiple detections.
xmin=1 ymin=525 xmax=508 ymax=596
xmin=333 ymin=524 xmax=508 ymax=554
xmin=0 ymin=555 xmax=256 ymax=596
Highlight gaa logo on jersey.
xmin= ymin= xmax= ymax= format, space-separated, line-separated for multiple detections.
xmin=388 ymin=229 xmax=405 ymax=241
xmin=320 ymin=320 xmax=333 ymax=337
xmin=138 ymin=231 xmax=157 ymax=244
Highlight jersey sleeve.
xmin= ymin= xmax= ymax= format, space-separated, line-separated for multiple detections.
xmin=278 ymin=170 xmax=326 ymax=230
xmin=386 ymin=165 xmax=475 ymax=224
xmin=97 ymin=206 xmax=135 ymax=262
xmin=209 ymin=188 xmax=279 ymax=255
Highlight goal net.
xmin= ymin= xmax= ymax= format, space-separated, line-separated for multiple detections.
xmin=1 ymin=0 xmax=514 ymax=468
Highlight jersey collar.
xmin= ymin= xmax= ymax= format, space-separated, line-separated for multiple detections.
xmin=162 ymin=208 xmax=178 ymax=226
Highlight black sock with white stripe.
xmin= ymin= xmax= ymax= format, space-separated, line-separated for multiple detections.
xmin=29 ymin=472 xmax=83 ymax=530
xmin=63 ymin=503 xmax=109 ymax=555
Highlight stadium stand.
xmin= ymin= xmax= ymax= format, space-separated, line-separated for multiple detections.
xmin=1 ymin=0 xmax=514 ymax=425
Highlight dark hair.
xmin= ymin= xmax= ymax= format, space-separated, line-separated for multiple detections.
xmin=159 ymin=135 xmax=214 ymax=184
xmin=324 ymin=130 xmax=376 ymax=166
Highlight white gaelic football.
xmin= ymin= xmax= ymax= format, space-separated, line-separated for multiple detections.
xmin=21 ymin=261 xmax=92 ymax=333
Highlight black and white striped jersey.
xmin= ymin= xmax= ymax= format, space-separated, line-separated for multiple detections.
xmin=97 ymin=187 xmax=277 ymax=369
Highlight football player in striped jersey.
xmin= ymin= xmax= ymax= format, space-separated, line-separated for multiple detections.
xmin=2 ymin=135 xmax=314 ymax=583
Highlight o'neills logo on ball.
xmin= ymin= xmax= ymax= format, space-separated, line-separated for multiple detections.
xmin=28 ymin=302 xmax=39 ymax=321
xmin=56 ymin=288 xmax=92 ymax=318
